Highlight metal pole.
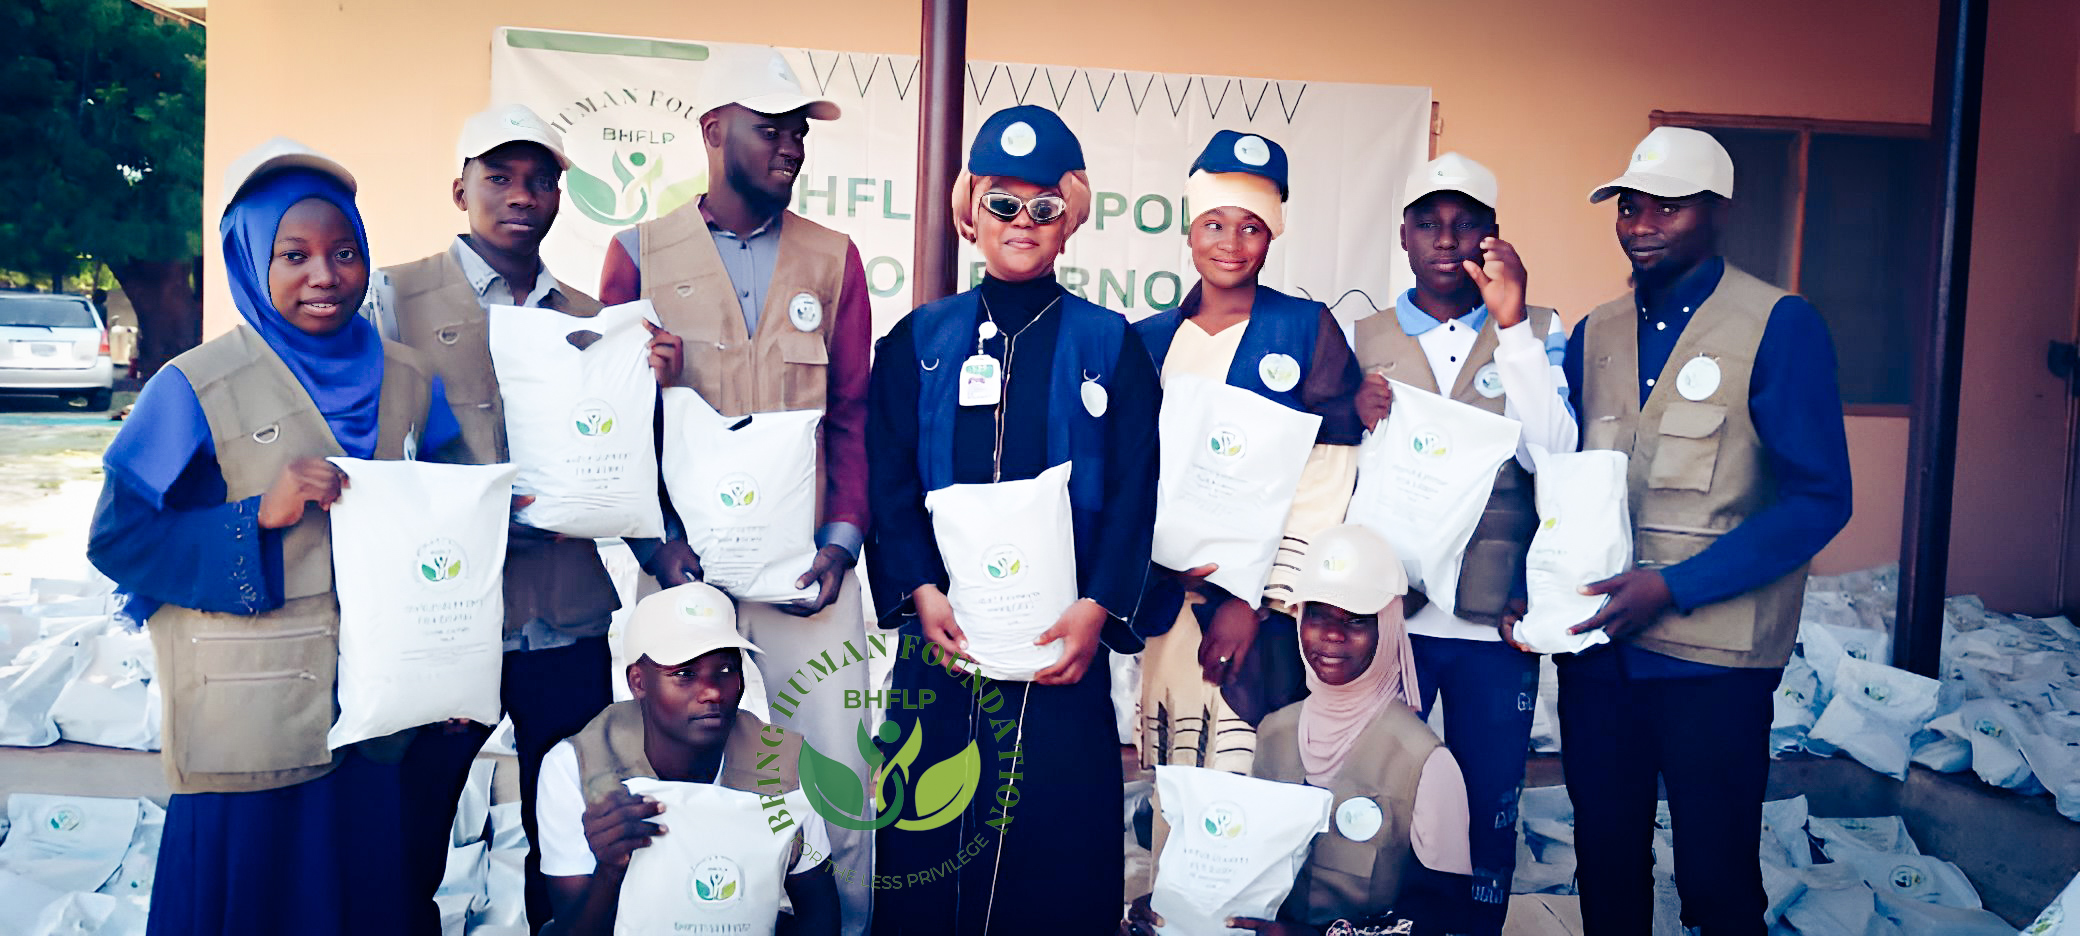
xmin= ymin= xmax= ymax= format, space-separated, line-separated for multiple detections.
xmin=1895 ymin=0 xmax=1986 ymax=676
xmin=911 ymin=0 xmax=968 ymax=307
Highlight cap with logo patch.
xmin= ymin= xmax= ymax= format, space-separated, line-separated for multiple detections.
xmin=624 ymin=582 xmax=760 ymax=668
xmin=221 ymin=137 xmax=355 ymax=216
xmin=1185 ymin=130 xmax=1290 ymax=238
xmin=1590 ymin=126 xmax=1734 ymax=204
xmin=1401 ymin=152 xmax=1498 ymax=212
xmin=1190 ymin=130 xmax=1289 ymax=198
xmin=456 ymin=104 xmax=570 ymax=170
xmin=695 ymin=44 xmax=840 ymax=121
xmin=967 ymin=105 xmax=1085 ymax=187
xmin=1290 ymin=524 xmax=1408 ymax=616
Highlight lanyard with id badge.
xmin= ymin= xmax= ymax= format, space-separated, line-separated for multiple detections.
xmin=959 ymin=320 xmax=1003 ymax=407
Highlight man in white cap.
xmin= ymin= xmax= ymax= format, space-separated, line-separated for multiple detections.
xmin=1559 ymin=126 xmax=1851 ymax=935
xmin=365 ymin=102 xmax=676 ymax=930
xmin=598 ymin=45 xmax=877 ymax=930
xmin=1347 ymin=151 xmax=1574 ymax=936
xmin=535 ymin=583 xmax=840 ymax=935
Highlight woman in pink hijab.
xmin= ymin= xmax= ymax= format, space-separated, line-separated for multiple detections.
xmin=1130 ymin=523 xmax=1473 ymax=935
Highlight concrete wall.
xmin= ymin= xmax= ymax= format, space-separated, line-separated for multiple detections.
xmin=203 ymin=0 xmax=2080 ymax=611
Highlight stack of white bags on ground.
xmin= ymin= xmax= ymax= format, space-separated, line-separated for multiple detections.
xmin=1509 ymin=789 xmax=2014 ymax=935
xmin=434 ymin=758 xmax=530 ymax=936
xmin=1770 ymin=563 xmax=2080 ymax=821
xmin=0 ymin=793 xmax=163 ymax=936
xmin=0 ymin=575 xmax=159 ymax=752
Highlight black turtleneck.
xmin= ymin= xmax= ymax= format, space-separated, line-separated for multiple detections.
xmin=865 ymin=270 xmax=1162 ymax=629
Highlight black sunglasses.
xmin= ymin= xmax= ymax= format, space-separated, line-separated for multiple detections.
xmin=980 ymin=191 xmax=1068 ymax=224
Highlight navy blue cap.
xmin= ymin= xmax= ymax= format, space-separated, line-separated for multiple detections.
xmin=1189 ymin=130 xmax=1288 ymax=200
xmin=968 ymin=105 xmax=1085 ymax=187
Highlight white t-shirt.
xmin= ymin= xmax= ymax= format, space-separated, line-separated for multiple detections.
xmin=536 ymin=739 xmax=832 ymax=878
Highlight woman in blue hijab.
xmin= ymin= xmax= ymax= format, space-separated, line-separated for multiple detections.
xmin=89 ymin=139 xmax=459 ymax=936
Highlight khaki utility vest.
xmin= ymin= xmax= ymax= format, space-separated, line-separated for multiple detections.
xmin=1581 ymin=263 xmax=1808 ymax=668
xmin=1253 ymin=700 xmax=1440 ymax=926
xmin=150 ymin=326 xmax=429 ymax=794
xmin=384 ymin=250 xmax=618 ymax=636
xmin=1354 ymin=306 xmax=1558 ymax=626
xmin=636 ymin=208 xmax=850 ymax=521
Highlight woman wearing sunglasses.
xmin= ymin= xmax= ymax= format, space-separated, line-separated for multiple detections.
xmin=864 ymin=104 xmax=1161 ymax=935
xmin=1133 ymin=131 xmax=1366 ymax=777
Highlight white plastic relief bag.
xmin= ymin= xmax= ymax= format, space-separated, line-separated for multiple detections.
xmin=1346 ymin=380 xmax=1521 ymax=614
xmin=49 ymin=626 xmax=158 ymax=751
xmin=326 ymin=458 xmax=518 ymax=749
xmin=0 ymin=616 xmax=102 ymax=747
xmin=1151 ymin=764 xmax=1333 ymax=935
xmin=1151 ymin=374 xmax=1322 ymax=606
xmin=662 ymin=389 xmax=821 ymax=604
xmin=1517 ymin=449 xmax=1630 ymax=654
xmin=490 ymin=300 xmax=664 ymax=539
xmin=925 ymin=462 xmax=1078 ymax=681
xmin=615 ymin=779 xmax=805 ymax=936
xmin=0 ymin=794 xmax=138 ymax=893
xmin=2026 ymin=868 xmax=2080 ymax=935
xmin=1772 ymin=655 xmax=1824 ymax=755
xmin=1808 ymin=658 xmax=1942 ymax=781
xmin=1925 ymin=699 xmax=2036 ymax=789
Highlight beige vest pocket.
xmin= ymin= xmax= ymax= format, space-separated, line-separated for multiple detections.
xmin=173 ymin=623 xmax=336 ymax=776
xmin=1646 ymin=400 xmax=1726 ymax=492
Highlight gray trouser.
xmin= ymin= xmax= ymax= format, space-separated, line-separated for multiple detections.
xmin=738 ymin=570 xmax=873 ymax=936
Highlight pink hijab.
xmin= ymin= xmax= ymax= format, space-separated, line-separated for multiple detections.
xmin=1296 ymin=596 xmax=1422 ymax=785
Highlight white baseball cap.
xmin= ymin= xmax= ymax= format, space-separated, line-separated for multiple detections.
xmin=456 ymin=104 xmax=570 ymax=170
xmin=1290 ymin=524 xmax=1408 ymax=616
xmin=221 ymin=137 xmax=355 ymax=215
xmin=1401 ymin=152 xmax=1498 ymax=212
xmin=696 ymin=44 xmax=840 ymax=121
xmin=1590 ymin=126 xmax=1734 ymax=203
xmin=624 ymin=583 xmax=760 ymax=668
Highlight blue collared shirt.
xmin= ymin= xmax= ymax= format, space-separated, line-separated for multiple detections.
xmin=1564 ymin=257 xmax=1853 ymax=676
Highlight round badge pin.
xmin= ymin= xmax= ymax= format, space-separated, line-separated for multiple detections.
xmin=788 ymin=292 xmax=823 ymax=332
xmin=1081 ymin=379 xmax=1108 ymax=418
xmin=1675 ymin=355 xmax=1722 ymax=401
xmin=1233 ymin=134 xmax=1271 ymax=167
xmin=1474 ymin=362 xmax=1505 ymax=398
xmin=1258 ymin=352 xmax=1301 ymax=393
xmin=1334 ymin=796 xmax=1383 ymax=842
xmin=1000 ymin=121 xmax=1037 ymax=158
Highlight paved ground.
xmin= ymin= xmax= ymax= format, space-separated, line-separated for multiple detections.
xmin=0 ymin=394 xmax=130 ymax=592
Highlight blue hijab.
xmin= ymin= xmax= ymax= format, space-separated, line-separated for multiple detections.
xmin=219 ymin=167 xmax=386 ymax=458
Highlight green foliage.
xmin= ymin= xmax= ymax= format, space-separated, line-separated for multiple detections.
xmin=0 ymin=0 xmax=204 ymax=280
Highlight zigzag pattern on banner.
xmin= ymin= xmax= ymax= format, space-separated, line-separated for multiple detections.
xmin=798 ymin=51 xmax=1311 ymax=123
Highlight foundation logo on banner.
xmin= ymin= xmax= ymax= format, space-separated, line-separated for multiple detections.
xmin=982 ymin=545 xmax=1026 ymax=583
xmin=567 ymin=152 xmax=707 ymax=228
xmin=572 ymin=399 xmax=617 ymax=438
xmin=1208 ymin=426 xmax=1247 ymax=459
xmin=1409 ymin=427 xmax=1450 ymax=458
xmin=1201 ymin=801 xmax=1246 ymax=840
xmin=689 ymin=856 xmax=743 ymax=906
xmin=716 ymin=473 xmax=760 ymax=511
xmin=415 ymin=539 xmax=467 ymax=586
xmin=800 ymin=718 xmax=981 ymax=834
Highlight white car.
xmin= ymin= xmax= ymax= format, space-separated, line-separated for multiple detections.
xmin=0 ymin=292 xmax=114 ymax=411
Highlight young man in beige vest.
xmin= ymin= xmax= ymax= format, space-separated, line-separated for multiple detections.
xmin=536 ymin=582 xmax=839 ymax=935
xmin=1559 ymin=127 xmax=1853 ymax=936
xmin=596 ymin=45 xmax=874 ymax=931
xmin=362 ymin=104 xmax=679 ymax=931
xmin=1350 ymin=152 xmax=1574 ymax=936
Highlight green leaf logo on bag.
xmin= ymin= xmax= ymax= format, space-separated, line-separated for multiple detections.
xmin=1889 ymin=866 xmax=1924 ymax=891
xmin=716 ymin=474 xmax=759 ymax=511
xmin=982 ymin=545 xmax=1026 ymax=582
xmin=572 ymin=399 xmax=617 ymax=438
xmin=566 ymin=148 xmax=671 ymax=226
xmin=43 ymin=804 xmax=82 ymax=833
xmin=414 ymin=539 xmax=467 ymax=587
xmin=1409 ymin=427 xmax=1450 ymax=458
xmin=2025 ymin=904 xmax=2063 ymax=935
xmin=1201 ymin=802 xmax=1245 ymax=840
xmin=1976 ymin=718 xmax=2005 ymax=739
xmin=799 ymin=719 xmax=982 ymax=833
xmin=1207 ymin=426 xmax=1247 ymax=459
xmin=688 ymin=856 xmax=743 ymax=907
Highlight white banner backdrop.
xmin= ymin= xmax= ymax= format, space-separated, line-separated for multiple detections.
xmin=490 ymin=28 xmax=1429 ymax=335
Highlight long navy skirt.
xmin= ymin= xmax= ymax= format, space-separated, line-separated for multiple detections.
xmin=871 ymin=622 xmax=1123 ymax=936
xmin=145 ymin=746 xmax=409 ymax=936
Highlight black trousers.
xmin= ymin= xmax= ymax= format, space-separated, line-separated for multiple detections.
xmin=1556 ymin=647 xmax=1780 ymax=936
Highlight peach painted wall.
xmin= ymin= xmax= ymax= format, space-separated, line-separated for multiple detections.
xmin=204 ymin=0 xmax=2079 ymax=609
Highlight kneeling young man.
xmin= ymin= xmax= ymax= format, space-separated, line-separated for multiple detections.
xmin=537 ymin=583 xmax=841 ymax=935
